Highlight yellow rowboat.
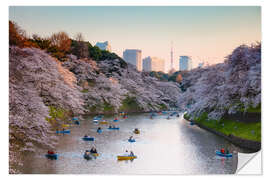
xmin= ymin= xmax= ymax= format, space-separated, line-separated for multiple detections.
xmin=91 ymin=153 xmax=99 ymax=157
xmin=117 ymin=155 xmax=137 ymax=161
xmin=99 ymin=121 xmax=108 ymax=125
xmin=61 ymin=124 xmax=70 ymax=128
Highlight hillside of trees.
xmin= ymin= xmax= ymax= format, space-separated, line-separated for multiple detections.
xmin=9 ymin=21 xmax=182 ymax=173
xmin=179 ymin=43 xmax=261 ymax=120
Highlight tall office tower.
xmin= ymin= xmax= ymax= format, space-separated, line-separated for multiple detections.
xmin=170 ymin=41 xmax=174 ymax=71
xmin=123 ymin=49 xmax=142 ymax=71
xmin=95 ymin=41 xmax=112 ymax=51
xmin=143 ymin=56 xmax=165 ymax=72
xmin=179 ymin=56 xmax=192 ymax=71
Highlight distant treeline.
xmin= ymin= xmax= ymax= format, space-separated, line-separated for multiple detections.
xmin=147 ymin=71 xmax=188 ymax=91
xmin=9 ymin=21 xmax=127 ymax=68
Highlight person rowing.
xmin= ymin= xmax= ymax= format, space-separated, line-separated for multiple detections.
xmin=90 ymin=147 xmax=97 ymax=154
xmin=130 ymin=151 xmax=135 ymax=156
xmin=220 ymin=148 xmax=225 ymax=154
xmin=129 ymin=136 xmax=134 ymax=141
xmin=47 ymin=150 xmax=55 ymax=155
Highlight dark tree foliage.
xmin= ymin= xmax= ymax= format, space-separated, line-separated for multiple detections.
xmin=88 ymin=46 xmax=102 ymax=61
xmin=70 ymin=40 xmax=89 ymax=59
xmin=31 ymin=34 xmax=51 ymax=50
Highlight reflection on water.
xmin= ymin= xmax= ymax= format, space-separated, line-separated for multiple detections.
xmin=20 ymin=113 xmax=246 ymax=174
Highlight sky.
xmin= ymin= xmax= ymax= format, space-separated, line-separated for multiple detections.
xmin=9 ymin=6 xmax=261 ymax=72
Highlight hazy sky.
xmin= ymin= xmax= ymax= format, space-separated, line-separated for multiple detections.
xmin=9 ymin=6 xmax=261 ymax=71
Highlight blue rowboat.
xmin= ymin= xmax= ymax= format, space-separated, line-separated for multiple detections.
xmin=108 ymin=127 xmax=120 ymax=130
xmin=82 ymin=137 xmax=94 ymax=141
xmin=56 ymin=130 xmax=70 ymax=134
xmin=113 ymin=119 xmax=119 ymax=122
xmin=97 ymin=129 xmax=102 ymax=134
xmin=215 ymin=150 xmax=232 ymax=157
xmin=72 ymin=117 xmax=78 ymax=121
xmin=84 ymin=153 xmax=92 ymax=160
xmin=128 ymin=139 xmax=136 ymax=143
xmin=45 ymin=154 xmax=58 ymax=160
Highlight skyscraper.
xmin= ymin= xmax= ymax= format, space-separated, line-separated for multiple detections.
xmin=179 ymin=56 xmax=192 ymax=71
xmin=143 ymin=56 xmax=165 ymax=72
xmin=95 ymin=41 xmax=111 ymax=51
xmin=170 ymin=41 xmax=174 ymax=71
xmin=123 ymin=49 xmax=142 ymax=71
xmin=198 ymin=62 xmax=204 ymax=68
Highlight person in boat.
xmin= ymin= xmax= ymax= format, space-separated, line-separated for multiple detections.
xmin=220 ymin=148 xmax=225 ymax=154
xmin=114 ymin=117 xmax=118 ymax=120
xmin=130 ymin=151 xmax=135 ymax=156
xmin=129 ymin=136 xmax=134 ymax=141
xmin=84 ymin=134 xmax=88 ymax=138
xmin=124 ymin=150 xmax=129 ymax=156
xmin=225 ymin=149 xmax=230 ymax=154
xmin=48 ymin=150 xmax=55 ymax=155
xmin=90 ymin=147 xmax=97 ymax=154
xmin=85 ymin=150 xmax=90 ymax=155
xmin=97 ymin=127 xmax=101 ymax=131
xmin=109 ymin=125 xmax=112 ymax=128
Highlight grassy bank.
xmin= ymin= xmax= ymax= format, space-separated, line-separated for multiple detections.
xmin=184 ymin=112 xmax=261 ymax=142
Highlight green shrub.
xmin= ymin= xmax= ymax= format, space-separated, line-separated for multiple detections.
xmin=45 ymin=106 xmax=69 ymax=124
xmin=119 ymin=96 xmax=141 ymax=112
xmin=192 ymin=112 xmax=261 ymax=142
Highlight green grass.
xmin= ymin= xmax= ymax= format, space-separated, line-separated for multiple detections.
xmin=81 ymin=89 xmax=89 ymax=93
xmin=119 ymin=96 xmax=141 ymax=112
xmin=103 ymin=101 xmax=114 ymax=112
xmin=46 ymin=106 xmax=69 ymax=124
xmin=233 ymin=103 xmax=261 ymax=113
xmin=245 ymin=104 xmax=261 ymax=113
xmin=186 ymin=112 xmax=261 ymax=142
xmin=159 ymin=104 xmax=167 ymax=110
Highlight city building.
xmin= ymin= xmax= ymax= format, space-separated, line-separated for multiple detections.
xmin=179 ymin=56 xmax=192 ymax=71
xmin=95 ymin=41 xmax=111 ymax=51
xmin=143 ymin=56 xmax=165 ymax=72
xmin=198 ymin=62 xmax=204 ymax=68
xmin=123 ymin=49 xmax=142 ymax=71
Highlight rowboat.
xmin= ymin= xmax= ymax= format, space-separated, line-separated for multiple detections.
xmin=128 ymin=139 xmax=136 ymax=143
xmin=117 ymin=155 xmax=137 ymax=160
xmin=99 ymin=121 xmax=108 ymax=125
xmin=215 ymin=150 xmax=232 ymax=157
xmin=56 ymin=130 xmax=70 ymax=134
xmin=108 ymin=127 xmax=120 ymax=130
xmin=61 ymin=124 xmax=70 ymax=128
xmin=84 ymin=153 xmax=92 ymax=160
xmin=97 ymin=129 xmax=102 ymax=133
xmin=82 ymin=137 xmax=94 ymax=141
xmin=91 ymin=153 xmax=99 ymax=157
xmin=45 ymin=154 xmax=58 ymax=160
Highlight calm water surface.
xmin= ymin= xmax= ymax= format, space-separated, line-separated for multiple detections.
xmin=21 ymin=112 xmax=247 ymax=174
